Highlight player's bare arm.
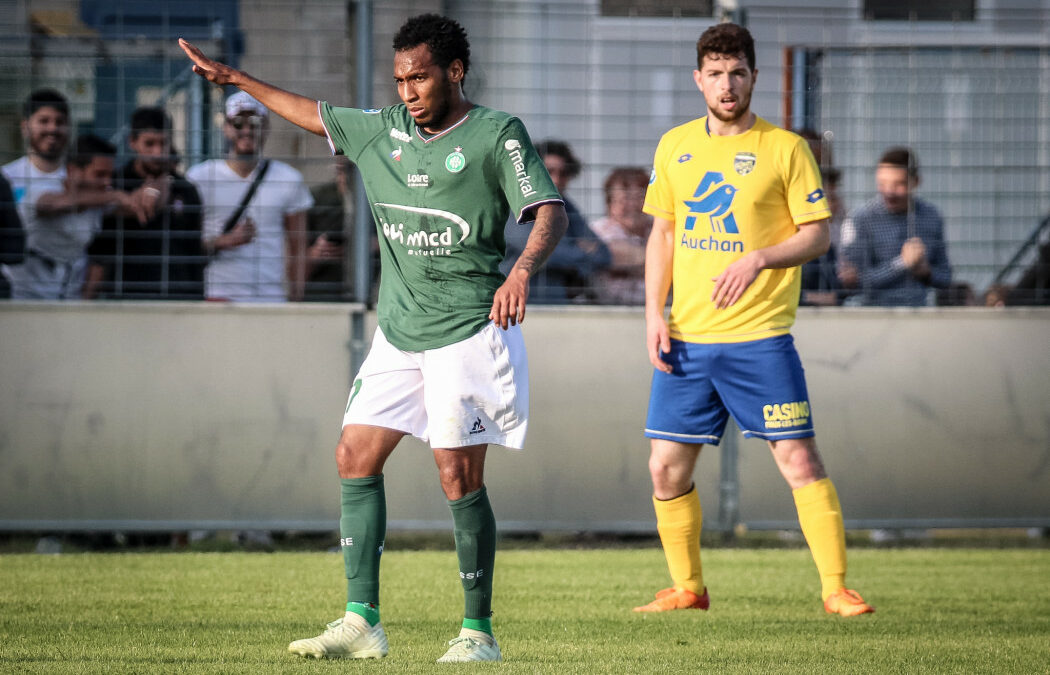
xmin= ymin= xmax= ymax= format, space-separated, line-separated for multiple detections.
xmin=711 ymin=218 xmax=830 ymax=309
xmin=645 ymin=216 xmax=675 ymax=373
xmin=178 ymin=39 xmax=325 ymax=136
xmin=490 ymin=202 xmax=567 ymax=330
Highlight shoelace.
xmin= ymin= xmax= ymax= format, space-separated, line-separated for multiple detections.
xmin=446 ymin=636 xmax=481 ymax=651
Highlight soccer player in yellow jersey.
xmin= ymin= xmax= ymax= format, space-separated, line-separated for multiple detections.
xmin=634 ymin=23 xmax=873 ymax=617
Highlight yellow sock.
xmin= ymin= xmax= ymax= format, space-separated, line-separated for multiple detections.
xmin=653 ymin=485 xmax=704 ymax=594
xmin=793 ymin=478 xmax=847 ymax=601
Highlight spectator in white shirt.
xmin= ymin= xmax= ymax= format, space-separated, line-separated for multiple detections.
xmin=186 ymin=91 xmax=312 ymax=302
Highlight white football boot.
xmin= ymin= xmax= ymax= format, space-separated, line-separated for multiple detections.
xmin=436 ymin=627 xmax=502 ymax=663
xmin=287 ymin=611 xmax=388 ymax=659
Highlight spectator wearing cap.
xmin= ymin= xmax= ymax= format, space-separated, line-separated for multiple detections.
xmin=839 ymin=146 xmax=951 ymax=306
xmin=186 ymin=91 xmax=313 ymax=302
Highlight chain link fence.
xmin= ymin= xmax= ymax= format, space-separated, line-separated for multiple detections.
xmin=1 ymin=0 xmax=1048 ymax=304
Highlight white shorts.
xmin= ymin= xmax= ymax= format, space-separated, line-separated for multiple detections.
xmin=342 ymin=322 xmax=529 ymax=449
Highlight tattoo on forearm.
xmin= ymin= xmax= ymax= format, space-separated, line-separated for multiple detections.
xmin=514 ymin=209 xmax=567 ymax=277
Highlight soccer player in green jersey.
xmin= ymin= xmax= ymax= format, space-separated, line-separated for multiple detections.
xmin=181 ymin=13 xmax=567 ymax=663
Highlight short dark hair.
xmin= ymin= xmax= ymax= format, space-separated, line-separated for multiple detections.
xmin=392 ymin=13 xmax=471 ymax=77
xmin=68 ymin=134 xmax=116 ymax=168
xmin=603 ymin=166 xmax=650 ymax=205
xmin=24 ymin=88 xmax=70 ymax=120
xmin=878 ymin=146 xmax=919 ymax=178
xmin=130 ymin=106 xmax=172 ymax=138
xmin=696 ymin=23 xmax=756 ymax=71
xmin=821 ymin=167 xmax=842 ymax=186
xmin=535 ymin=140 xmax=581 ymax=179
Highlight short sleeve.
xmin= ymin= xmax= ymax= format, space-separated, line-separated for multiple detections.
xmin=493 ymin=117 xmax=562 ymax=223
xmin=283 ymin=168 xmax=315 ymax=216
xmin=643 ymin=133 xmax=675 ymax=220
xmin=318 ymin=102 xmax=391 ymax=162
xmin=785 ymin=137 xmax=831 ymax=226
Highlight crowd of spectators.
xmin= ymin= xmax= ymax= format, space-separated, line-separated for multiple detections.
xmin=1 ymin=88 xmax=1045 ymax=307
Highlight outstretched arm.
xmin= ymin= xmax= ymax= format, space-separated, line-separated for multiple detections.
xmin=178 ymin=39 xmax=325 ymax=136
xmin=490 ymin=202 xmax=568 ymax=329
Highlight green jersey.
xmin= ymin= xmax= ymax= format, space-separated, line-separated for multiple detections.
xmin=320 ymin=102 xmax=561 ymax=351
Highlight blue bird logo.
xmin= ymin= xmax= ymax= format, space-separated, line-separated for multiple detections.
xmin=684 ymin=172 xmax=740 ymax=233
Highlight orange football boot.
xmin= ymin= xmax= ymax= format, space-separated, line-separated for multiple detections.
xmin=823 ymin=589 xmax=875 ymax=616
xmin=633 ymin=587 xmax=710 ymax=612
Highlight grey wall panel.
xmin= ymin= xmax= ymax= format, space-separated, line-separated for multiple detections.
xmin=1 ymin=304 xmax=1048 ymax=531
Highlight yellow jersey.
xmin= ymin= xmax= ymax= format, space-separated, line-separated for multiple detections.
xmin=644 ymin=116 xmax=830 ymax=343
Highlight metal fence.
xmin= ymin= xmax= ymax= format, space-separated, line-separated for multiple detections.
xmin=2 ymin=0 xmax=1048 ymax=304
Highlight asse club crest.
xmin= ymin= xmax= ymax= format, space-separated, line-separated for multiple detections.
xmin=445 ymin=147 xmax=466 ymax=173
xmin=734 ymin=152 xmax=756 ymax=176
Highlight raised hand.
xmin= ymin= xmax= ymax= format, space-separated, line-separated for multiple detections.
xmin=178 ymin=39 xmax=240 ymax=86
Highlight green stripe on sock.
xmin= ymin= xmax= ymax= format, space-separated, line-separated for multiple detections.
xmin=462 ymin=616 xmax=492 ymax=635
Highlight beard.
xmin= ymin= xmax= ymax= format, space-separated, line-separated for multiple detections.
xmin=137 ymin=158 xmax=169 ymax=177
xmin=708 ymin=93 xmax=752 ymax=123
xmin=32 ymin=135 xmax=67 ymax=161
xmin=881 ymin=194 xmax=910 ymax=214
xmin=232 ymin=140 xmax=263 ymax=160
xmin=707 ymin=79 xmax=755 ymax=124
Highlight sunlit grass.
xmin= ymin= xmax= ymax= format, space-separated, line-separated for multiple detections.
xmin=1 ymin=547 xmax=1048 ymax=673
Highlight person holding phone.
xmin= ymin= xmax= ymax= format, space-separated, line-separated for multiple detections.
xmin=304 ymin=155 xmax=354 ymax=301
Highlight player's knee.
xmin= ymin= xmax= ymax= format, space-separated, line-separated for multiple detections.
xmin=334 ymin=438 xmax=354 ymax=477
xmin=438 ymin=466 xmax=482 ymax=500
xmin=334 ymin=436 xmax=379 ymax=478
xmin=648 ymin=456 xmax=687 ymax=494
xmin=774 ymin=439 xmax=826 ymax=487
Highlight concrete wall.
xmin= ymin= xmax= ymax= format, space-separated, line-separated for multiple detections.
xmin=1 ymin=303 xmax=1048 ymax=531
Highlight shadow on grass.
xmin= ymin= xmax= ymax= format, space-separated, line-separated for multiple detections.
xmin=1 ymin=527 xmax=1047 ymax=554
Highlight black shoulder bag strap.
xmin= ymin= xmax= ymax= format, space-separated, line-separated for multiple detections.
xmin=222 ymin=159 xmax=271 ymax=234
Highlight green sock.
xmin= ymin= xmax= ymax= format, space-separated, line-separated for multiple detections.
xmin=448 ymin=486 xmax=496 ymax=626
xmin=340 ymin=476 xmax=386 ymax=611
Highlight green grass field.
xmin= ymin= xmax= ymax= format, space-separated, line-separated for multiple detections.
xmin=2 ymin=546 xmax=1048 ymax=673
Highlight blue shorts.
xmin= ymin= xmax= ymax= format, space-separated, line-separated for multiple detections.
xmin=645 ymin=334 xmax=815 ymax=445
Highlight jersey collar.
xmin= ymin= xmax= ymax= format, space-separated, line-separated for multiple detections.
xmin=415 ymin=109 xmax=472 ymax=144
